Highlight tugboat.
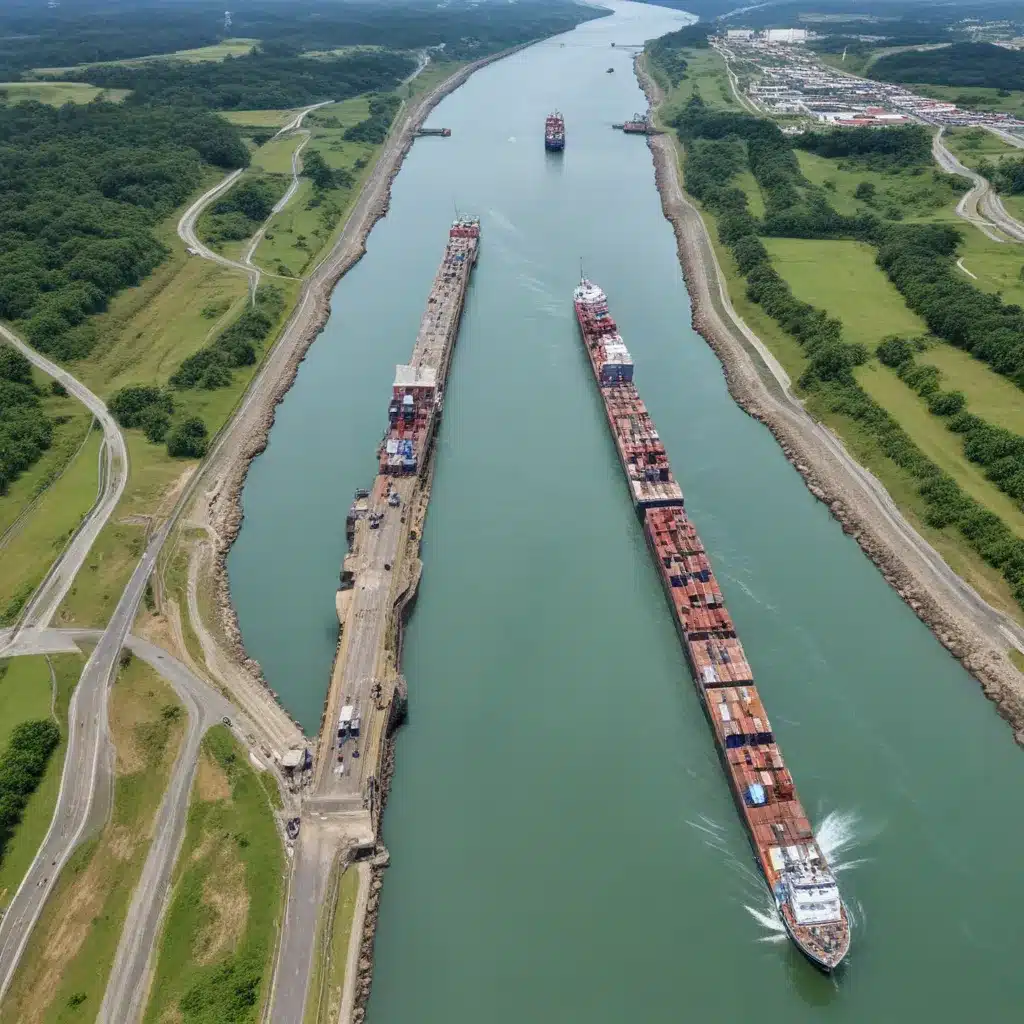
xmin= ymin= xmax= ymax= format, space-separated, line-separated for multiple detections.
xmin=545 ymin=111 xmax=565 ymax=151
xmin=607 ymin=67 xmax=615 ymax=73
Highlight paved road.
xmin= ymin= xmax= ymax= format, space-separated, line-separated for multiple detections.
xmin=0 ymin=324 xmax=129 ymax=643
xmin=96 ymin=634 xmax=264 ymax=1024
xmin=0 ymin=520 xmax=170 ymax=1002
xmin=932 ymin=127 xmax=1024 ymax=243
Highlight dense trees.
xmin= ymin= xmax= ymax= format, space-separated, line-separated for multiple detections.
xmin=875 ymin=224 xmax=1024 ymax=387
xmin=0 ymin=346 xmax=53 ymax=494
xmin=0 ymin=1 xmax=603 ymax=79
xmin=0 ymin=717 xmax=61 ymax=862
xmin=872 ymin=42 xmax=1024 ymax=91
xmin=166 ymin=417 xmax=209 ymax=459
xmin=109 ymin=385 xmax=175 ymax=443
xmin=72 ymin=50 xmax=416 ymax=112
xmin=200 ymin=176 xmax=288 ymax=247
xmin=0 ymin=101 xmax=248 ymax=361
xmin=171 ymin=287 xmax=285 ymax=392
xmin=343 ymin=92 xmax=402 ymax=145
xmin=794 ymin=124 xmax=932 ymax=170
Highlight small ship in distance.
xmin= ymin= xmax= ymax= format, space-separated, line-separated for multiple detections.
xmin=545 ymin=111 xmax=565 ymax=151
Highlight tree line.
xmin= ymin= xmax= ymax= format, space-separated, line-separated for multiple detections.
xmin=673 ymin=93 xmax=1024 ymax=607
xmin=0 ymin=346 xmax=53 ymax=495
xmin=794 ymin=124 xmax=932 ymax=170
xmin=0 ymin=100 xmax=249 ymax=363
xmin=69 ymin=50 xmax=416 ymax=112
xmin=343 ymin=92 xmax=402 ymax=146
xmin=871 ymin=42 xmax=1024 ymax=92
xmin=0 ymin=716 xmax=61 ymax=863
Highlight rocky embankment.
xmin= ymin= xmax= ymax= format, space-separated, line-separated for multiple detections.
xmin=636 ymin=60 xmax=1024 ymax=745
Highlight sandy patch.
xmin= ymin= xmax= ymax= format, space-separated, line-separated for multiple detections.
xmin=195 ymin=855 xmax=248 ymax=965
xmin=195 ymin=750 xmax=231 ymax=803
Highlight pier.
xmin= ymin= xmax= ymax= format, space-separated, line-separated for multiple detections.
xmin=268 ymin=219 xmax=480 ymax=1022
xmin=415 ymin=127 xmax=452 ymax=137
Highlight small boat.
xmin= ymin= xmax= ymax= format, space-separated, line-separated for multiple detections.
xmin=607 ymin=67 xmax=615 ymax=73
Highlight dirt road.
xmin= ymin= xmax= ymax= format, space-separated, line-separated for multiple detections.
xmin=639 ymin=66 xmax=1024 ymax=743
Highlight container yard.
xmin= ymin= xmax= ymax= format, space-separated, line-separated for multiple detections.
xmin=573 ymin=278 xmax=850 ymax=972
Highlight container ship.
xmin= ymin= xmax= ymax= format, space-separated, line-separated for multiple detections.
xmin=545 ymin=111 xmax=565 ymax=151
xmin=573 ymin=278 xmax=851 ymax=973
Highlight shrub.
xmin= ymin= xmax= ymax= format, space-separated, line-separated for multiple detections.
xmin=927 ymin=390 xmax=967 ymax=416
xmin=166 ymin=417 xmax=209 ymax=459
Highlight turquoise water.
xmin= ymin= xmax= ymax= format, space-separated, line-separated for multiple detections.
xmin=228 ymin=4 xmax=1024 ymax=1019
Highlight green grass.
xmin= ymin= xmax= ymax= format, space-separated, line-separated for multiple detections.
xmin=0 ymin=391 xmax=92 ymax=539
xmin=0 ymin=654 xmax=83 ymax=910
xmin=649 ymin=47 xmax=737 ymax=118
xmin=252 ymin=97 xmax=381 ymax=277
xmin=406 ymin=59 xmax=466 ymax=99
xmin=921 ymin=344 xmax=1024 ymax=435
xmin=222 ymin=109 xmax=303 ymax=128
xmin=252 ymin=134 xmax=305 ymax=175
xmin=0 ymin=656 xmax=53 ymax=751
xmin=142 ymin=726 xmax=283 ymax=1024
xmin=32 ymin=38 xmax=259 ymax=75
xmin=0 ymin=426 xmax=101 ymax=626
xmin=0 ymin=82 xmax=129 ymax=105
xmin=763 ymin=237 xmax=927 ymax=350
xmin=1009 ymin=648 xmax=1024 ymax=673
xmin=952 ymin=224 xmax=1024 ymax=307
xmin=943 ymin=126 xmax=1022 ymax=169
xmin=0 ymin=657 xmax=183 ymax=1024
xmin=857 ymin=361 xmax=1024 ymax=538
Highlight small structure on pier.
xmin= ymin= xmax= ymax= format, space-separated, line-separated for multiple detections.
xmin=612 ymin=113 xmax=663 ymax=135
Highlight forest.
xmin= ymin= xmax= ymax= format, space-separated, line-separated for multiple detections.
xmin=70 ymin=49 xmax=416 ymax=111
xmin=871 ymin=42 xmax=1024 ymax=91
xmin=794 ymin=124 xmax=932 ymax=170
xmin=0 ymin=0 xmax=603 ymax=80
xmin=0 ymin=100 xmax=248 ymax=364
xmin=0 ymin=346 xmax=52 ymax=495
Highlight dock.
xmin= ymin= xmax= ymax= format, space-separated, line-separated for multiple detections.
xmin=415 ymin=127 xmax=452 ymax=137
xmin=313 ymin=216 xmax=481 ymax=815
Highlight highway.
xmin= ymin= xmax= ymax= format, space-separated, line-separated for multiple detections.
xmin=932 ymin=127 xmax=1024 ymax=243
xmin=0 ymin=324 xmax=129 ymax=644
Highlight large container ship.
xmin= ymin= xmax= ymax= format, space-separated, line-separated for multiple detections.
xmin=545 ymin=111 xmax=565 ymax=151
xmin=573 ymin=278 xmax=851 ymax=973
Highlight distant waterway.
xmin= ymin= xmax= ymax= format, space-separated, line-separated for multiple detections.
xmin=228 ymin=4 xmax=1024 ymax=1019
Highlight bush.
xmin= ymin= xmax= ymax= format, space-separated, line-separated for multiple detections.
xmin=108 ymin=385 xmax=174 ymax=429
xmin=166 ymin=417 xmax=209 ymax=459
xmin=928 ymin=390 xmax=967 ymax=416
xmin=877 ymin=335 xmax=915 ymax=368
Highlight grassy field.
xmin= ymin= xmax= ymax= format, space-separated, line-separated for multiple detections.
xmin=33 ymin=38 xmax=259 ymax=75
xmin=0 ymin=426 xmax=101 ymax=626
xmin=0 ymin=655 xmax=184 ymax=1023
xmin=406 ymin=59 xmax=465 ymax=99
xmin=0 ymin=82 xmax=129 ymax=105
xmin=763 ymin=237 xmax=927 ymax=349
xmin=911 ymin=83 xmax=1024 ymax=117
xmin=0 ymin=654 xmax=83 ymax=911
xmin=141 ymin=726 xmax=283 ymax=1024
xmin=304 ymin=864 xmax=360 ymax=1024
xmin=649 ymin=47 xmax=737 ymax=118
xmin=222 ymin=109 xmax=301 ymax=128
xmin=49 ymin=174 xmax=298 ymax=628
xmin=252 ymin=97 xmax=379 ymax=277
xmin=923 ymin=344 xmax=1024 ymax=435
xmin=251 ymin=135 xmax=305 ymax=176
xmin=943 ymin=126 xmax=1022 ymax=169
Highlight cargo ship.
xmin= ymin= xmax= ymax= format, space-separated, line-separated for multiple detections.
xmin=573 ymin=279 xmax=851 ymax=973
xmin=545 ymin=111 xmax=565 ymax=151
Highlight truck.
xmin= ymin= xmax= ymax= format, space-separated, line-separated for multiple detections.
xmin=350 ymin=713 xmax=361 ymax=737
xmin=338 ymin=704 xmax=355 ymax=737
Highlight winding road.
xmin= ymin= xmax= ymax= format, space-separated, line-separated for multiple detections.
xmin=0 ymin=325 xmax=129 ymax=645
xmin=932 ymin=127 xmax=1024 ymax=243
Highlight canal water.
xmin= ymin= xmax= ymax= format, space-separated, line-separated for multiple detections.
xmin=228 ymin=3 xmax=1024 ymax=1020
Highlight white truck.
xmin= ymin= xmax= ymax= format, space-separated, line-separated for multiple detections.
xmin=338 ymin=704 xmax=355 ymax=738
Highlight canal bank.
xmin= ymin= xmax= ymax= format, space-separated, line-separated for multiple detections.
xmin=229 ymin=3 xmax=1024 ymax=1021
xmin=637 ymin=62 xmax=1024 ymax=743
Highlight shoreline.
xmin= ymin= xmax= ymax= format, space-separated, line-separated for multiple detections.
xmin=185 ymin=43 xmax=535 ymax=733
xmin=635 ymin=58 xmax=1024 ymax=745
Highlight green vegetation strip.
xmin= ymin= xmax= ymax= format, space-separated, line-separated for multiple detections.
xmin=654 ymin=65 xmax=1024 ymax=613
xmin=0 ymin=655 xmax=184 ymax=1023
xmin=142 ymin=725 xmax=283 ymax=1024
xmin=0 ymin=654 xmax=83 ymax=910
xmin=304 ymin=863 xmax=360 ymax=1024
